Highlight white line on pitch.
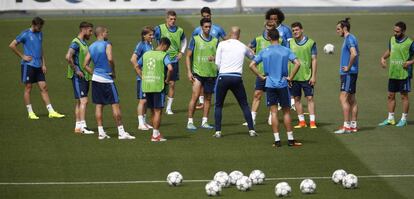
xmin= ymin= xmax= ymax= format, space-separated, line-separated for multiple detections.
xmin=1 ymin=174 xmax=413 ymax=186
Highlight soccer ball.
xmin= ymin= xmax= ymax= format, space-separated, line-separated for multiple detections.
xmin=342 ymin=174 xmax=358 ymax=189
xmin=236 ymin=176 xmax=252 ymax=191
xmin=275 ymin=182 xmax=291 ymax=197
xmin=229 ymin=170 xmax=244 ymax=185
xmin=205 ymin=180 xmax=222 ymax=196
xmin=249 ymin=170 xmax=266 ymax=185
xmin=323 ymin=43 xmax=335 ymax=54
xmin=166 ymin=171 xmax=183 ymax=186
xmin=300 ymin=179 xmax=316 ymax=194
xmin=332 ymin=169 xmax=348 ymax=184
xmin=213 ymin=171 xmax=230 ymax=188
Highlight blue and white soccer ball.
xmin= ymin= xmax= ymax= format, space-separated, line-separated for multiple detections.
xmin=249 ymin=170 xmax=265 ymax=185
xmin=236 ymin=176 xmax=252 ymax=191
xmin=229 ymin=170 xmax=244 ymax=185
xmin=300 ymin=179 xmax=316 ymax=194
xmin=342 ymin=174 xmax=358 ymax=189
xmin=166 ymin=171 xmax=183 ymax=186
xmin=205 ymin=180 xmax=222 ymax=196
xmin=323 ymin=43 xmax=335 ymax=54
xmin=213 ymin=171 xmax=230 ymax=188
xmin=275 ymin=182 xmax=292 ymax=197
xmin=332 ymin=169 xmax=348 ymax=184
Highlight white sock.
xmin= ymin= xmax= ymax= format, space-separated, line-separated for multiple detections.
xmin=401 ymin=113 xmax=408 ymax=121
xmin=251 ymin=112 xmax=257 ymax=121
xmin=75 ymin=121 xmax=81 ymax=129
xmin=298 ymin=114 xmax=305 ymax=122
xmin=26 ymin=104 xmax=34 ymax=113
xmin=344 ymin=121 xmax=350 ymax=128
xmin=287 ymin=131 xmax=294 ymax=140
xmin=350 ymin=121 xmax=357 ymax=128
xmin=46 ymin=104 xmax=55 ymax=113
xmin=273 ymin=133 xmax=280 ymax=142
xmin=80 ymin=120 xmax=86 ymax=128
xmin=310 ymin=114 xmax=315 ymax=122
xmin=269 ymin=111 xmax=272 ymax=118
xmin=202 ymin=117 xmax=208 ymax=125
xmin=199 ymin=96 xmax=204 ymax=104
xmin=188 ymin=118 xmax=194 ymax=124
xmin=117 ymin=125 xmax=125 ymax=134
xmin=138 ymin=115 xmax=144 ymax=126
xmin=388 ymin=112 xmax=395 ymax=120
xmin=98 ymin=126 xmax=105 ymax=134
xmin=291 ymin=98 xmax=295 ymax=106
xmin=166 ymin=97 xmax=174 ymax=110
xmin=152 ymin=129 xmax=160 ymax=137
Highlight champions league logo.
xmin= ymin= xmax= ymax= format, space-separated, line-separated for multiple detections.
xmin=147 ymin=58 xmax=156 ymax=71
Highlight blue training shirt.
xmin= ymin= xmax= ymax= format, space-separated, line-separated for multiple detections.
xmin=192 ymin=24 xmax=226 ymax=40
xmin=89 ymin=40 xmax=112 ymax=80
xmin=133 ymin=41 xmax=153 ymax=80
xmin=340 ymin=33 xmax=359 ymax=75
xmin=69 ymin=38 xmax=87 ymax=71
xmin=277 ymin=24 xmax=292 ymax=47
xmin=15 ymin=29 xmax=43 ymax=68
xmin=254 ymin=44 xmax=297 ymax=89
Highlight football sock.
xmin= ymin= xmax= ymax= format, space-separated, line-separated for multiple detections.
xmin=80 ymin=120 xmax=87 ymax=128
xmin=290 ymin=98 xmax=295 ymax=106
xmin=26 ymin=104 xmax=34 ymax=113
xmin=287 ymin=131 xmax=294 ymax=140
xmin=388 ymin=112 xmax=395 ymax=120
xmin=138 ymin=115 xmax=144 ymax=126
xmin=98 ymin=126 xmax=105 ymax=134
xmin=273 ymin=133 xmax=280 ymax=142
xmin=46 ymin=104 xmax=55 ymax=113
xmin=117 ymin=125 xmax=125 ymax=134
xmin=401 ymin=113 xmax=408 ymax=121
xmin=251 ymin=112 xmax=257 ymax=121
xmin=350 ymin=121 xmax=357 ymax=128
xmin=199 ymin=96 xmax=204 ymax=104
xmin=188 ymin=118 xmax=194 ymax=124
xmin=310 ymin=114 xmax=315 ymax=122
xmin=75 ymin=121 xmax=81 ymax=129
xmin=152 ymin=129 xmax=160 ymax=137
xmin=298 ymin=114 xmax=305 ymax=122
xmin=166 ymin=97 xmax=174 ymax=111
xmin=344 ymin=121 xmax=350 ymax=128
xmin=202 ymin=117 xmax=208 ymax=125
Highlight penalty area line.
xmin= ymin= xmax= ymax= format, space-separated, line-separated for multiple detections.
xmin=1 ymin=174 xmax=414 ymax=186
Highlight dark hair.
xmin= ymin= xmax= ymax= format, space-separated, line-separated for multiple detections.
xmin=166 ymin=10 xmax=176 ymax=17
xmin=159 ymin=37 xmax=171 ymax=48
xmin=200 ymin=7 xmax=211 ymax=15
xmin=32 ymin=17 xmax=44 ymax=26
xmin=267 ymin=29 xmax=280 ymax=41
xmin=265 ymin=8 xmax=285 ymax=23
xmin=141 ymin=26 xmax=154 ymax=41
xmin=291 ymin=22 xmax=303 ymax=29
xmin=200 ymin=18 xmax=212 ymax=26
xmin=395 ymin=21 xmax=406 ymax=32
xmin=337 ymin=17 xmax=351 ymax=31
xmin=79 ymin=21 xmax=93 ymax=29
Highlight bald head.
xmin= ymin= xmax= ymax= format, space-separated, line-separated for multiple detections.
xmin=94 ymin=26 xmax=108 ymax=39
xmin=228 ymin=26 xmax=241 ymax=39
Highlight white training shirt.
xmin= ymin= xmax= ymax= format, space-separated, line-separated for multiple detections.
xmin=215 ymin=39 xmax=254 ymax=74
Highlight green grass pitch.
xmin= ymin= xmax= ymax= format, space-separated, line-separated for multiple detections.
xmin=0 ymin=12 xmax=413 ymax=198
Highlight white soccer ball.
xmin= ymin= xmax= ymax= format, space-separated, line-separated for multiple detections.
xmin=300 ymin=179 xmax=316 ymax=194
xmin=205 ymin=180 xmax=222 ymax=196
xmin=229 ymin=170 xmax=244 ymax=185
xmin=332 ymin=169 xmax=348 ymax=184
xmin=323 ymin=43 xmax=335 ymax=54
xmin=166 ymin=171 xmax=183 ymax=186
xmin=248 ymin=170 xmax=266 ymax=185
xmin=213 ymin=171 xmax=230 ymax=188
xmin=342 ymin=174 xmax=358 ymax=189
xmin=275 ymin=182 xmax=292 ymax=197
xmin=236 ymin=176 xmax=252 ymax=191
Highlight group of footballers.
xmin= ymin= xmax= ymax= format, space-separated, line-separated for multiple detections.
xmin=9 ymin=7 xmax=413 ymax=147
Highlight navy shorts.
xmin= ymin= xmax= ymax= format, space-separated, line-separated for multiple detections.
xmin=266 ymin=87 xmax=291 ymax=108
xmin=169 ymin=62 xmax=180 ymax=81
xmin=92 ymin=81 xmax=119 ymax=105
xmin=146 ymin=91 xmax=165 ymax=109
xmin=254 ymin=77 xmax=266 ymax=91
xmin=340 ymin=74 xmax=358 ymax=94
xmin=21 ymin=64 xmax=45 ymax=84
xmin=72 ymin=76 xmax=90 ymax=99
xmin=136 ymin=79 xmax=146 ymax=99
xmin=388 ymin=78 xmax=411 ymax=93
xmin=194 ymin=74 xmax=216 ymax=94
xmin=291 ymin=80 xmax=314 ymax=97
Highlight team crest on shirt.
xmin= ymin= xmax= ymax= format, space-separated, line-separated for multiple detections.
xmin=147 ymin=57 xmax=156 ymax=71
